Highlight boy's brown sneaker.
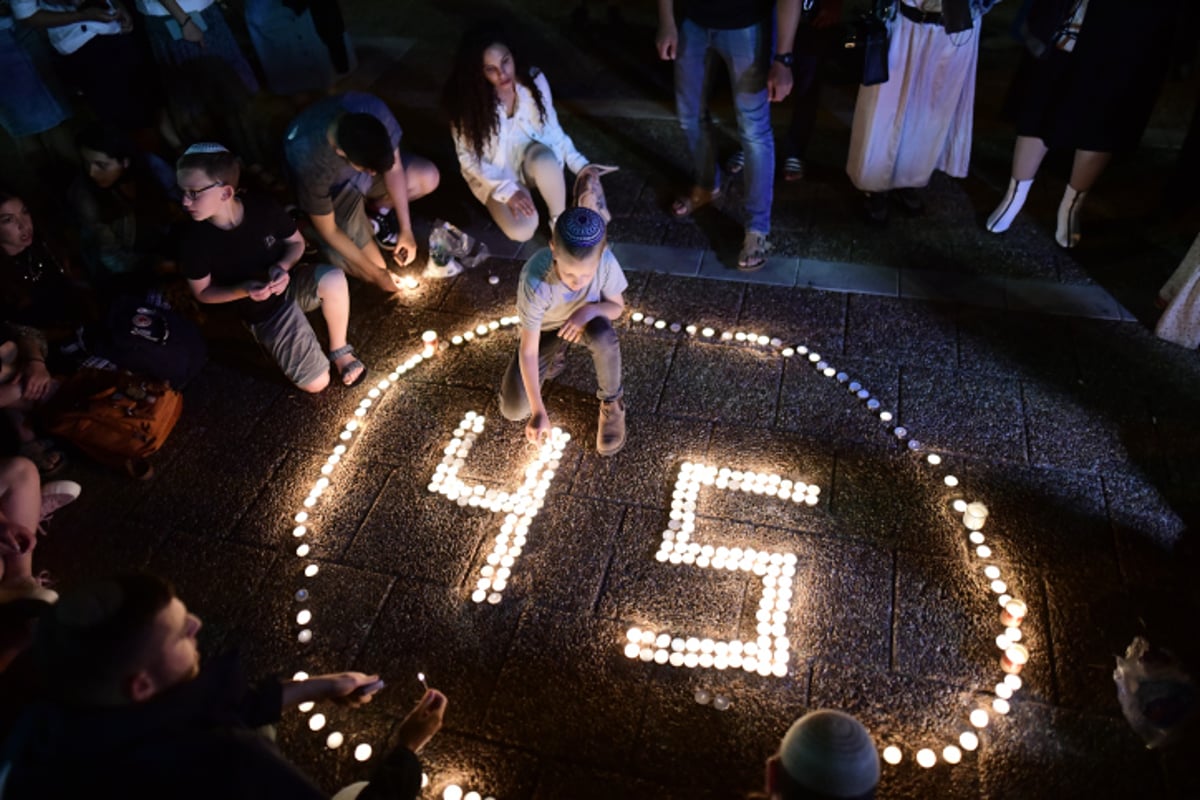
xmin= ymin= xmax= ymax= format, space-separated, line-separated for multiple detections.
xmin=597 ymin=397 xmax=626 ymax=456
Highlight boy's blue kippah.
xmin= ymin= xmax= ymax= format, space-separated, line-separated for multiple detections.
xmin=555 ymin=207 xmax=606 ymax=249
xmin=182 ymin=142 xmax=230 ymax=155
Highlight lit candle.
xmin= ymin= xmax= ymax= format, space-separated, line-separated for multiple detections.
xmin=882 ymin=746 xmax=902 ymax=765
xmin=1001 ymin=644 xmax=1029 ymax=674
xmin=916 ymin=749 xmax=936 ymax=768
xmin=963 ymin=502 xmax=988 ymax=531
xmin=959 ymin=731 xmax=979 ymax=751
xmin=969 ymin=709 xmax=990 ymax=728
xmin=326 ymin=731 xmax=344 ymax=749
xmin=354 ymin=743 xmax=372 ymax=761
xmin=1000 ymin=599 xmax=1027 ymax=627
xmin=422 ymin=331 xmax=438 ymax=358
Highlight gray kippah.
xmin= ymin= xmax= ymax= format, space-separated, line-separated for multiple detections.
xmin=555 ymin=206 xmax=606 ymax=249
xmin=779 ymin=710 xmax=880 ymax=798
xmin=182 ymin=142 xmax=230 ymax=155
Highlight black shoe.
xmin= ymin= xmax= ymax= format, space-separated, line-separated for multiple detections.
xmin=863 ymin=192 xmax=889 ymax=225
xmin=369 ymin=208 xmax=399 ymax=248
xmin=892 ymin=187 xmax=924 ymax=215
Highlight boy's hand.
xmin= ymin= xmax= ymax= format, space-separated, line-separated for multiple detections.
xmin=396 ymin=689 xmax=447 ymax=753
xmin=325 ymin=672 xmax=383 ymax=707
xmin=266 ymin=265 xmax=290 ymax=296
xmin=0 ymin=521 xmax=36 ymax=557
xmin=246 ymin=281 xmax=272 ymax=302
xmin=506 ymin=189 xmax=536 ymax=219
xmin=393 ymin=230 xmax=417 ymax=267
xmin=559 ymin=306 xmax=596 ymax=343
xmin=526 ymin=410 xmax=551 ymax=444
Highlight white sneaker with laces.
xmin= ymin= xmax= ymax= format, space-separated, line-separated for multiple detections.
xmin=41 ymin=480 xmax=81 ymax=521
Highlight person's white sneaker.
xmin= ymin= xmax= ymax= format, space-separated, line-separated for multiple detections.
xmin=40 ymin=480 xmax=81 ymax=522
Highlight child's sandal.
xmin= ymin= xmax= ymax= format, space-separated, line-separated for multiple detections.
xmin=330 ymin=345 xmax=367 ymax=388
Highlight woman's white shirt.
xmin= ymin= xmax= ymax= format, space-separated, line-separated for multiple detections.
xmin=11 ymin=0 xmax=122 ymax=54
xmin=453 ymin=69 xmax=589 ymax=206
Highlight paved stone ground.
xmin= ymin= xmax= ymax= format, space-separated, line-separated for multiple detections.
xmin=24 ymin=1 xmax=1200 ymax=798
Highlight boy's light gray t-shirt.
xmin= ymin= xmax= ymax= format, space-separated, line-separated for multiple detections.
xmin=517 ymin=247 xmax=628 ymax=332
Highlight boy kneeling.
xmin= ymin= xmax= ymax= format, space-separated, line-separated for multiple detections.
xmin=500 ymin=207 xmax=626 ymax=455
xmin=177 ymin=144 xmax=365 ymax=391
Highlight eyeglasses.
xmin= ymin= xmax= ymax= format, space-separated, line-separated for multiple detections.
xmin=180 ymin=181 xmax=222 ymax=201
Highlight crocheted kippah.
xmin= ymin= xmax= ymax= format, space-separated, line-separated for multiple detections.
xmin=555 ymin=206 xmax=606 ymax=249
xmin=182 ymin=142 xmax=231 ymax=155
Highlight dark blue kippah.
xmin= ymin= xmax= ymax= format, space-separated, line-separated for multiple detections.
xmin=555 ymin=207 xmax=606 ymax=249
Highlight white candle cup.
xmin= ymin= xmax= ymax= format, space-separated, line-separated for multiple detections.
xmin=1001 ymin=599 xmax=1028 ymax=627
xmin=1001 ymin=644 xmax=1029 ymax=674
xmin=421 ymin=331 xmax=438 ymax=358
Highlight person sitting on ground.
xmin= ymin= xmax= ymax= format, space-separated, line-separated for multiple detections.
xmin=0 ymin=445 xmax=80 ymax=604
xmin=283 ymin=92 xmax=439 ymax=293
xmin=0 ymin=573 xmax=447 ymax=798
xmin=753 ymin=709 xmax=880 ymax=800
xmin=443 ymin=23 xmax=611 ymax=243
xmin=177 ymin=143 xmax=366 ymax=390
xmin=68 ymin=124 xmax=181 ymax=296
xmin=499 ymin=206 xmax=627 ymax=456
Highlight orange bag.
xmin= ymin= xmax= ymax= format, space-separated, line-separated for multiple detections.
xmin=47 ymin=369 xmax=183 ymax=475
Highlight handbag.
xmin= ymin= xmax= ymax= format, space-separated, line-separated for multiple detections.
xmin=845 ymin=0 xmax=895 ymax=86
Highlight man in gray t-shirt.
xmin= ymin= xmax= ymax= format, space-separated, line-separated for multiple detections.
xmin=499 ymin=208 xmax=628 ymax=456
xmin=283 ymin=92 xmax=439 ymax=294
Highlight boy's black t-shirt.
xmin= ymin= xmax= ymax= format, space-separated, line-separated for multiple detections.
xmin=180 ymin=193 xmax=297 ymax=325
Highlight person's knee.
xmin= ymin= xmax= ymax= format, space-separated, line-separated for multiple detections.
xmin=408 ymin=158 xmax=440 ymax=199
xmin=584 ymin=316 xmax=619 ymax=350
xmin=317 ymin=266 xmax=348 ymax=298
xmin=497 ymin=389 xmax=528 ymax=421
xmin=299 ymin=372 xmax=331 ymax=393
xmin=506 ymin=216 xmax=539 ymax=243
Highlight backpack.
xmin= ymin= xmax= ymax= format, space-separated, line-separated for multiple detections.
xmin=84 ymin=296 xmax=207 ymax=389
xmin=45 ymin=368 xmax=183 ymax=477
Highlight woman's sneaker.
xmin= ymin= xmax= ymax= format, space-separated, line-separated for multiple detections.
xmin=41 ymin=480 xmax=82 ymax=523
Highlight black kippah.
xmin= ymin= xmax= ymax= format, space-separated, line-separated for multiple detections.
xmin=555 ymin=207 xmax=606 ymax=249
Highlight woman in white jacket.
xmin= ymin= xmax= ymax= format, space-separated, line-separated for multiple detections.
xmin=444 ymin=25 xmax=603 ymax=243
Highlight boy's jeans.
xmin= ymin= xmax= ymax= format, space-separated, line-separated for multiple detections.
xmin=499 ymin=317 xmax=622 ymax=420
xmin=675 ymin=16 xmax=775 ymax=235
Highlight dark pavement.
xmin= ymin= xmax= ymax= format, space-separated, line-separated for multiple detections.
xmin=26 ymin=1 xmax=1200 ymax=798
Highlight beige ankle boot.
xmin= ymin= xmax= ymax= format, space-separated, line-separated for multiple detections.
xmin=597 ymin=397 xmax=626 ymax=456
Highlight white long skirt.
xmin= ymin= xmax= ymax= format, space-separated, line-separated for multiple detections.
xmin=1157 ymin=233 xmax=1200 ymax=349
xmin=846 ymin=11 xmax=980 ymax=193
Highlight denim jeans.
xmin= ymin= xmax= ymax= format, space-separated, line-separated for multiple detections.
xmin=675 ymin=17 xmax=775 ymax=235
xmin=499 ymin=316 xmax=623 ymax=420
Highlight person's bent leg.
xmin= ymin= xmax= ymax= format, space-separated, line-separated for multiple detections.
xmin=401 ymin=152 xmax=440 ymax=201
xmin=522 ymin=143 xmax=568 ymax=220
xmin=250 ymin=302 xmax=333 ymax=393
xmin=485 ymin=194 xmax=540 ymax=243
xmin=296 ymin=263 xmax=364 ymax=386
xmin=675 ymin=18 xmax=719 ymax=193
xmin=720 ymin=21 xmax=774 ymax=237
xmin=1055 ymin=150 xmax=1111 ymax=249
xmin=987 ymin=135 xmax=1050 ymax=233
xmin=0 ymin=456 xmax=41 ymax=587
xmin=498 ymin=331 xmax=568 ymax=420
xmin=580 ymin=317 xmax=624 ymax=455
xmin=1012 ymin=135 xmax=1050 ymax=181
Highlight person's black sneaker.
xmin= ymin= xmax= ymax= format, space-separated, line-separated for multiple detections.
xmin=892 ymin=187 xmax=924 ymax=215
xmin=369 ymin=208 xmax=399 ymax=248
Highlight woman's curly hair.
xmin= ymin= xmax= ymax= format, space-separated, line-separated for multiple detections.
xmin=443 ymin=22 xmax=547 ymax=162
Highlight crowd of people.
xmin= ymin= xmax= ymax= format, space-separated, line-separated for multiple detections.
xmin=0 ymin=0 xmax=1196 ymax=795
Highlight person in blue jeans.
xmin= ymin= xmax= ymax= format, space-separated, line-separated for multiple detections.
xmin=656 ymin=0 xmax=802 ymax=271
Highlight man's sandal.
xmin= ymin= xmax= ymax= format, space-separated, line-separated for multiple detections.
xmin=671 ymin=186 xmax=722 ymax=218
xmin=330 ymin=345 xmax=367 ymax=388
xmin=783 ymin=157 xmax=804 ymax=182
xmin=738 ymin=231 xmax=770 ymax=272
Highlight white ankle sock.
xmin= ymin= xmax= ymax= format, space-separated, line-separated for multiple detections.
xmin=1055 ymin=185 xmax=1086 ymax=249
xmin=986 ymin=177 xmax=1033 ymax=233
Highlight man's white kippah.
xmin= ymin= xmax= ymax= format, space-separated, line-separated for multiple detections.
xmin=779 ymin=710 xmax=880 ymax=798
xmin=182 ymin=142 xmax=231 ymax=155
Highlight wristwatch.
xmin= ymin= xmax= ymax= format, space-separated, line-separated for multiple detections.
xmin=773 ymin=52 xmax=794 ymax=68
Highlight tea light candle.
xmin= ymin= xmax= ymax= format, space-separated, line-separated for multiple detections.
xmin=916 ymin=749 xmax=936 ymax=768
xmin=942 ymin=745 xmax=962 ymax=764
xmin=959 ymin=731 xmax=979 ymax=751
xmin=882 ymin=746 xmax=902 ymax=765
xmin=969 ymin=709 xmax=990 ymax=728
xmin=1000 ymin=599 xmax=1027 ymax=627
xmin=1001 ymin=644 xmax=1029 ymax=674
xmin=326 ymin=731 xmax=344 ymax=748
xmin=354 ymin=743 xmax=372 ymax=761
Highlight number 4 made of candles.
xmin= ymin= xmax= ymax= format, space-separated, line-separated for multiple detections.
xmin=426 ymin=411 xmax=570 ymax=605
xmin=623 ymin=462 xmax=811 ymax=678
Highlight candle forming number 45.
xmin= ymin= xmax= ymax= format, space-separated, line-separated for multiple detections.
xmin=428 ymin=413 xmax=809 ymax=677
